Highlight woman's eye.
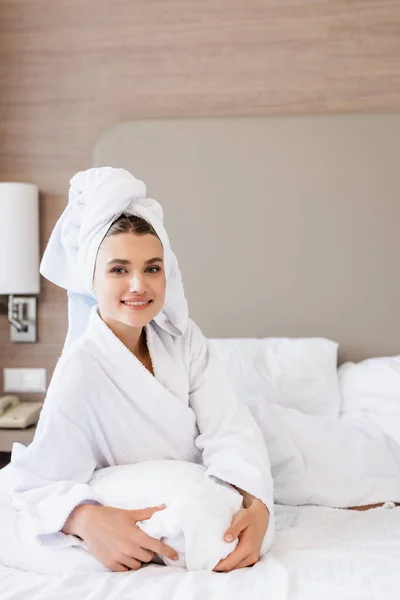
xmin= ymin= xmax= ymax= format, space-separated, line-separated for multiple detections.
xmin=146 ymin=266 xmax=161 ymax=274
xmin=110 ymin=267 xmax=127 ymax=274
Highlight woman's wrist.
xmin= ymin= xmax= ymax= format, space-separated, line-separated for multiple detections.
xmin=248 ymin=497 xmax=269 ymax=515
xmin=232 ymin=485 xmax=269 ymax=514
xmin=62 ymin=503 xmax=98 ymax=537
xmin=243 ymin=494 xmax=270 ymax=520
xmin=238 ymin=489 xmax=261 ymax=510
xmin=241 ymin=491 xmax=255 ymax=509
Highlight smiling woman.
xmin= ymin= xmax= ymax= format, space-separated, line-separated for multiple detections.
xmin=93 ymin=215 xmax=167 ymax=358
xmin=7 ymin=167 xmax=274 ymax=574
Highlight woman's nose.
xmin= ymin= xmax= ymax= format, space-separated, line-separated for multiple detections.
xmin=128 ymin=274 xmax=146 ymax=293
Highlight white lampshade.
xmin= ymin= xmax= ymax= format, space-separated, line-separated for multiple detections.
xmin=0 ymin=182 xmax=40 ymax=295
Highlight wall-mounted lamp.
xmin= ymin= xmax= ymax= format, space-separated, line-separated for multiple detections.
xmin=0 ymin=183 xmax=40 ymax=342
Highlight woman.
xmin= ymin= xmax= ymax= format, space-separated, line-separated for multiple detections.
xmin=10 ymin=167 xmax=274 ymax=573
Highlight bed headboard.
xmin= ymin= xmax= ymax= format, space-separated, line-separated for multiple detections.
xmin=93 ymin=114 xmax=400 ymax=363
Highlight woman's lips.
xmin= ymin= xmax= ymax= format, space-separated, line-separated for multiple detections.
xmin=121 ymin=299 xmax=153 ymax=311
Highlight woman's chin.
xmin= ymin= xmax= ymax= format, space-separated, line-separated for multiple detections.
xmin=118 ymin=306 xmax=160 ymax=328
xmin=121 ymin=315 xmax=151 ymax=328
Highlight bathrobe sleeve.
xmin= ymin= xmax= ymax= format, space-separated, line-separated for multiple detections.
xmin=10 ymin=359 xmax=99 ymax=546
xmin=188 ymin=321 xmax=275 ymax=551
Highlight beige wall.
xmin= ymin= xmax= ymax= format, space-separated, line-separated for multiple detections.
xmin=1 ymin=0 xmax=400 ymax=395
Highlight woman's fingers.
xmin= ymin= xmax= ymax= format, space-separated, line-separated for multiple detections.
xmin=223 ymin=509 xmax=248 ymax=542
xmin=127 ymin=505 xmax=178 ymax=563
xmin=109 ymin=561 xmax=130 ymax=573
xmin=119 ymin=555 xmax=143 ymax=571
xmin=135 ymin=529 xmax=178 ymax=561
xmin=213 ymin=543 xmax=249 ymax=572
xmin=215 ymin=510 xmax=251 ymax=572
xmin=235 ymin=553 xmax=259 ymax=570
xmin=140 ymin=549 xmax=156 ymax=564
xmin=128 ymin=504 xmax=166 ymax=522
xmin=79 ymin=505 xmax=172 ymax=572
xmin=125 ymin=547 xmax=154 ymax=564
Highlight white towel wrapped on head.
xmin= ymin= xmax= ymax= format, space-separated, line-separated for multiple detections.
xmin=40 ymin=167 xmax=188 ymax=341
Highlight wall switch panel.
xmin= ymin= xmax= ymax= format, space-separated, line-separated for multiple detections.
xmin=3 ymin=368 xmax=47 ymax=393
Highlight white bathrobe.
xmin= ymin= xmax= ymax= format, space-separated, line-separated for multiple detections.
xmin=10 ymin=308 xmax=275 ymax=549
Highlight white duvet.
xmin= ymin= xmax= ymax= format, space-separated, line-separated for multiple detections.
xmin=211 ymin=337 xmax=400 ymax=508
xmin=0 ymin=499 xmax=399 ymax=600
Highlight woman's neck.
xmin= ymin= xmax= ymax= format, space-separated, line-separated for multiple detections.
xmin=100 ymin=314 xmax=145 ymax=357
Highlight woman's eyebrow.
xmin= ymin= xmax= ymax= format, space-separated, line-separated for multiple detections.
xmin=107 ymin=258 xmax=131 ymax=265
xmin=144 ymin=257 xmax=163 ymax=265
xmin=106 ymin=257 xmax=163 ymax=266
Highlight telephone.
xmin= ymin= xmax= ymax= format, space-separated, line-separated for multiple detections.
xmin=0 ymin=395 xmax=43 ymax=429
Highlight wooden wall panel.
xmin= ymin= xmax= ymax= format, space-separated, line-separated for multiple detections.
xmin=0 ymin=0 xmax=400 ymax=396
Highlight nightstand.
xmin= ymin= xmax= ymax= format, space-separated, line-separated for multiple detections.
xmin=0 ymin=426 xmax=36 ymax=453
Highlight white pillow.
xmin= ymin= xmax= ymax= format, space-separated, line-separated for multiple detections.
xmin=0 ymin=461 xmax=242 ymax=574
xmin=89 ymin=461 xmax=242 ymax=571
xmin=338 ymin=355 xmax=400 ymax=444
xmin=209 ymin=337 xmax=340 ymax=417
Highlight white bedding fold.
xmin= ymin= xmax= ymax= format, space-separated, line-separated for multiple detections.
xmin=248 ymin=397 xmax=400 ymax=507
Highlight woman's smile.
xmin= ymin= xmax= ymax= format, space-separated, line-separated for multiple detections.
xmin=121 ymin=299 xmax=153 ymax=311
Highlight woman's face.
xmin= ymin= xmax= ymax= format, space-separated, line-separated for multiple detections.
xmin=93 ymin=232 xmax=166 ymax=330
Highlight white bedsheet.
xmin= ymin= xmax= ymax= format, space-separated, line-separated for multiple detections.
xmin=1 ymin=502 xmax=399 ymax=600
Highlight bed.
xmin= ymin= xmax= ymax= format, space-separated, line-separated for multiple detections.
xmin=0 ymin=502 xmax=399 ymax=600
xmin=1 ymin=113 xmax=400 ymax=599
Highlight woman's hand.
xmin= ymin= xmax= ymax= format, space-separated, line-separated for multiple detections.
xmin=62 ymin=503 xmax=178 ymax=572
xmin=213 ymin=498 xmax=270 ymax=572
